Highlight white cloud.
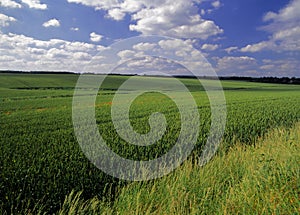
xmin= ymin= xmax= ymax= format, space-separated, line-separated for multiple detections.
xmin=215 ymin=56 xmax=257 ymax=75
xmin=117 ymin=0 xmax=144 ymax=13
xmin=260 ymin=59 xmax=300 ymax=77
xmin=83 ymin=37 xmax=213 ymax=75
xmin=0 ymin=32 xmax=216 ymax=75
xmin=262 ymin=0 xmax=300 ymax=23
xmin=70 ymin=27 xmax=79 ymax=31
xmin=59 ymin=41 xmax=95 ymax=52
xmin=0 ymin=55 xmax=15 ymax=62
xmin=273 ymin=26 xmax=300 ymax=42
xmin=133 ymin=42 xmax=157 ymax=51
xmin=201 ymin=43 xmax=219 ymax=51
xmin=157 ymin=38 xmax=212 ymax=74
xmin=241 ymin=0 xmax=300 ymax=52
xmin=73 ymin=52 xmax=92 ymax=60
xmin=0 ymin=13 xmax=16 ymax=27
xmin=90 ymin=32 xmax=103 ymax=42
xmin=262 ymin=12 xmax=277 ymax=22
xmin=115 ymin=56 xmax=186 ymax=75
xmin=158 ymin=39 xmax=194 ymax=51
xmin=0 ymin=31 xmax=106 ymax=72
xmin=200 ymin=1 xmax=221 ymax=15
xmin=129 ymin=1 xmax=223 ymax=39
xmin=43 ymin=19 xmax=60 ymax=28
xmin=107 ymin=8 xmax=126 ymax=21
xmin=117 ymin=50 xmax=136 ymax=60
xmin=67 ymin=0 xmax=223 ymax=39
xmin=20 ymin=0 xmax=47 ymax=10
xmin=216 ymin=56 xmax=257 ymax=68
xmin=240 ymin=41 xmax=275 ymax=53
xmin=67 ymin=0 xmax=119 ymax=10
xmin=0 ymin=0 xmax=22 ymax=8
xmin=214 ymin=55 xmax=299 ymax=77
xmin=212 ymin=1 xmax=221 ymax=9
xmin=224 ymin=46 xmax=238 ymax=54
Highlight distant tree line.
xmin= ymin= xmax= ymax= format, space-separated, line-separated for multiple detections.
xmin=175 ymin=75 xmax=300 ymax=85
xmin=0 ymin=70 xmax=77 ymax=75
xmin=218 ymin=76 xmax=300 ymax=85
xmin=1 ymin=70 xmax=299 ymax=85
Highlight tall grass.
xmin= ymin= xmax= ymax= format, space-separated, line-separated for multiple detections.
xmin=59 ymin=123 xmax=300 ymax=214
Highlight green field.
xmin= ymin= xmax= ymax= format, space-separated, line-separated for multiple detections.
xmin=0 ymin=73 xmax=299 ymax=214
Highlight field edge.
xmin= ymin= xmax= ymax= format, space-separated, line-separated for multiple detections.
xmin=56 ymin=122 xmax=300 ymax=215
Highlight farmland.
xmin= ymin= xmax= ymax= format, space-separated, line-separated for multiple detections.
xmin=0 ymin=73 xmax=300 ymax=214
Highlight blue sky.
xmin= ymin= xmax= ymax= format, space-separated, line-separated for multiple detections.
xmin=0 ymin=0 xmax=299 ymax=77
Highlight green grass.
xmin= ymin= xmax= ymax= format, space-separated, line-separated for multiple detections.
xmin=59 ymin=123 xmax=300 ymax=214
xmin=0 ymin=73 xmax=299 ymax=214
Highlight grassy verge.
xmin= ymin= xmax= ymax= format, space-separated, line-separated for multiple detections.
xmin=58 ymin=123 xmax=300 ymax=215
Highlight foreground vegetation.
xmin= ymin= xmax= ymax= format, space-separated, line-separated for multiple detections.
xmin=0 ymin=73 xmax=299 ymax=214
xmin=60 ymin=123 xmax=300 ymax=214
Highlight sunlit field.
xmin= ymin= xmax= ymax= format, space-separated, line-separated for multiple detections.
xmin=0 ymin=73 xmax=299 ymax=214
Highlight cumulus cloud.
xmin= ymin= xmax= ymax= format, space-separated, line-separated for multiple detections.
xmin=214 ymin=55 xmax=298 ymax=77
xmin=241 ymin=0 xmax=300 ymax=52
xmin=133 ymin=42 xmax=157 ymax=51
xmin=148 ymin=39 xmax=212 ymax=74
xmin=0 ymin=30 xmax=217 ymax=75
xmin=158 ymin=39 xmax=194 ymax=51
xmin=240 ymin=41 xmax=275 ymax=53
xmin=128 ymin=1 xmax=223 ymax=39
xmin=67 ymin=0 xmax=223 ymax=39
xmin=81 ymin=37 xmax=214 ymax=75
xmin=212 ymin=1 xmax=221 ymax=9
xmin=201 ymin=43 xmax=219 ymax=51
xmin=0 ymin=0 xmax=22 ymax=8
xmin=115 ymin=56 xmax=187 ymax=75
xmin=20 ymin=0 xmax=47 ymax=10
xmin=43 ymin=19 xmax=60 ymax=28
xmin=263 ymin=0 xmax=300 ymax=23
xmin=0 ymin=13 xmax=16 ymax=27
xmin=224 ymin=46 xmax=238 ymax=54
xmin=117 ymin=50 xmax=136 ymax=60
xmin=259 ymin=58 xmax=300 ymax=77
xmin=67 ymin=0 xmax=118 ymax=10
xmin=216 ymin=56 xmax=257 ymax=69
xmin=106 ymin=8 xmax=126 ymax=21
xmin=215 ymin=56 xmax=258 ymax=76
xmin=90 ymin=32 xmax=103 ymax=42
xmin=0 ymin=31 xmax=106 ymax=72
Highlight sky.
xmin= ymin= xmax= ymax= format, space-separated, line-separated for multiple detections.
xmin=0 ymin=0 xmax=299 ymax=77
